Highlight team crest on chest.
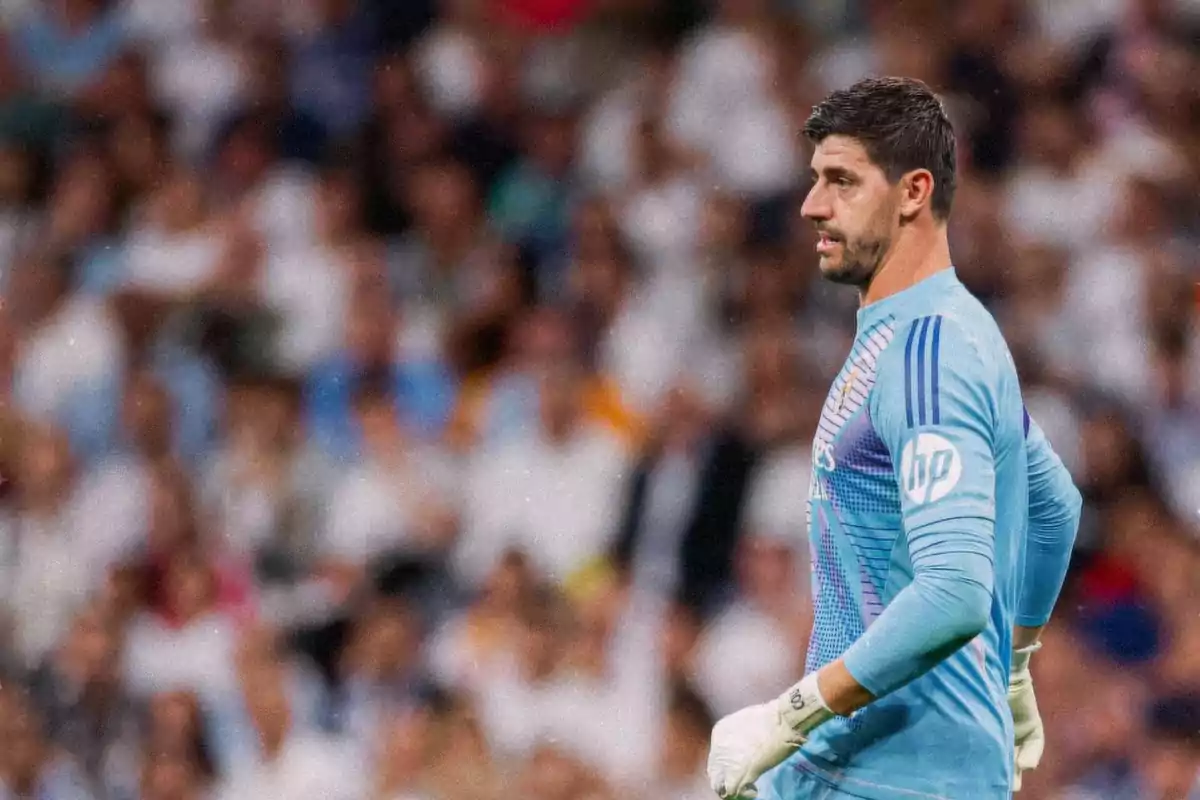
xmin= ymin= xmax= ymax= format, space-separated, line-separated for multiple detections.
xmin=836 ymin=363 xmax=860 ymax=414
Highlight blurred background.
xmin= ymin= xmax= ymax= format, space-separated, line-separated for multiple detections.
xmin=0 ymin=0 xmax=1197 ymax=798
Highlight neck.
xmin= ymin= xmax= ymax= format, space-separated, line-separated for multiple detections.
xmin=542 ymin=421 xmax=575 ymax=447
xmin=664 ymin=749 xmax=705 ymax=781
xmin=21 ymin=493 xmax=61 ymax=516
xmin=859 ymin=224 xmax=952 ymax=307
xmin=9 ymin=765 xmax=40 ymax=796
xmin=259 ymin=727 xmax=287 ymax=760
xmin=378 ymin=767 xmax=419 ymax=794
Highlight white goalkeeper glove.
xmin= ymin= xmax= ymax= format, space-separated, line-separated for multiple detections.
xmin=1009 ymin=642 xmax=1045 ymax=792
xmin=707 ymin=673 xmax=835 ymax=799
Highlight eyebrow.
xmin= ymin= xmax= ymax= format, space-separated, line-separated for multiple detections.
xmin=812 ymin=165 xmax=856 ymax=182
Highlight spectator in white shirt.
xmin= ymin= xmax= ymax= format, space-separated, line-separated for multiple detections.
xmin=665 ymin=0 xmax=775 ymax=160
xmin=693 ymin=533 xmax=811 ymax=718
xmin=259 ymin=162 xmax=379 ymax=375
xmin=549 ymin=574 xmax=665 ymax=789
xmin=1060 ymin=174 xmax=1178 ymax=407
xmin=1002 ymin=99 xmax=1118 ymax=253
xmin=209 ymin=112 xmax=318 ymax=253
xmin=11 ymin=252 xmax=126 ymax=461
xmin=146 ymin=0 xmax=248 ymax=159
xmin=5 ymin=423 xmax=90 ymax=671
xmin=214 ymin=644 xmax=364 ymax=800
xmin=123 ymin=549 xmax=239 ymax=704
xmin=665 ymin=0 xmax=799 ymax=197
xmin=616 ymin=114 xmax=704 ymax=273
xmin=455 ymin=360 xmax=629 ymax=587
xmin=202 ymin=378 xmax=338 ymax=598
xmin=429 ymin=548 xmax=535 ymax=694
xmin=319 ymin=373 xmax=459 ymax=580
xmin=390 ymin=159 xmax=523 ymax=359
xmin=72 ymin=370 xmax=173 ymax=581
xmin=122 ymin=168 xmax=225 ymax=300
xmin=570 ymin=225 xmax=693 ymax=419
xmin=472 ymin=585 xmax=572 ymax=762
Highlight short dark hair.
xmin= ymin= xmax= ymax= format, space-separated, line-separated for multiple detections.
xmin=803 ymin=76 xmax=958 ymax=220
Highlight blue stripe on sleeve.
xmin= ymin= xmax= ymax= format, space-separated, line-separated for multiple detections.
xmin=903 ymin=320 xmax=919 ymax=428
xmin=916 ymin=316 xmax=931 ymax=425
xmin=930 ymin=316 xmax=943 ymax=424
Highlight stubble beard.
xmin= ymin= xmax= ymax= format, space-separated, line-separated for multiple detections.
xmin=818 ymin=201 xmax=896 ymax=289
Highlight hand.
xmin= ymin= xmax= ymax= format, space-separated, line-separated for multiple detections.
xmin=707 ymin=674 xmax=833 ymax=799
xmin=1009 ymin=652 xmax=1045 ymax=792
xmin=706 ymin=701 xmax=802 ymax=799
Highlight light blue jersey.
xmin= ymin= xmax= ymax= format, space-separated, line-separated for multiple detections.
xmin=766 ymin=268 xmax=1074 ymax=800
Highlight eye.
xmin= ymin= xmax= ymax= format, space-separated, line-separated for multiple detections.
xmin=835 ymin=176 xmax=853 ymax=187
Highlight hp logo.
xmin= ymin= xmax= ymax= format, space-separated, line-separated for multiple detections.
xmin=900 ymin=433 xmax=962 ymax=505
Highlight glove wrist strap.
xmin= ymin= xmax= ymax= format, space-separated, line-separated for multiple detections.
xmin=777 ymin=673 xmax=835 ymax=735
xmin=1012 ymin=640 xmax=1042 ymax=675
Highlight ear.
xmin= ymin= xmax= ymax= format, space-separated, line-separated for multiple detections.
xmin=898 ymin=169 xmax=935 ymax=221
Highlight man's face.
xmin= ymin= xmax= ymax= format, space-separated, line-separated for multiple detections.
xmin=801 ymin=135 xmax=900 ymax=288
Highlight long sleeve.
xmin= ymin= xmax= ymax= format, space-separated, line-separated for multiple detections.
xmin=842 ymin=519 xmax=994 ymax=697
xmin=842 ymin=316 xmax=1002 ymax=697
xmin=1017 ymin=412 xmax=1081 ymax=627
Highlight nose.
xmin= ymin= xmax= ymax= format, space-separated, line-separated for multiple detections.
xmin=800 ymin=182 xmax=830 ymax=223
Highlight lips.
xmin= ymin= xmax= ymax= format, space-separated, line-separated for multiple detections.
xmin=816 ymin=232 xmax=842 ymax=254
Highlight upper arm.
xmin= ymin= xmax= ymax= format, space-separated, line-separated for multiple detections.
xmin=1018 ymin=410 xmax=1081 ymax=626
xmin=1025 ymin=411 xmax=1083 ymax=530
xmin=872 ymin=316 xmax=998 ymax=546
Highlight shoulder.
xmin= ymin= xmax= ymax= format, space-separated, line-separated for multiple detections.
xmin=873 ymin=312 xmax=988 ymax=388
xmin=870 ymin=312 xmax=1002 ymax=429
xmin=875 ymin=311 xmax=997 ymax=382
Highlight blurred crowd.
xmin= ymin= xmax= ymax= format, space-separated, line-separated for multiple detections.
xmin=0 ymin=0 xmax=1198 ymax=798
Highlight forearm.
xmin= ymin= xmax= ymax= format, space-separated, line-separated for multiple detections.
xmin=838 ymin=559 xmax=992 ymax=702
xmin=830 ymin=515 xmax=994 ymax=701
xmin=1017 ymin=507 xmax=1078 ymax=626
xmin=818 ymin=620 xmax=1034 ymax=719
xmin=815 ymin=658 xmax=875 ymax=717
xmin=1019 ymin=424 xmax=1082 ymax=626
xmin=814 ymin=564 xmax=994 ymax=716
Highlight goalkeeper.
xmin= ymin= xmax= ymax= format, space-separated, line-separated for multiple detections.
xmin=707 ymin=77 xmax=1081 ymax=800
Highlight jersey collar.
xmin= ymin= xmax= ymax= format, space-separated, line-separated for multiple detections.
xmin=856 ymin=267 xmax=960 ymax=330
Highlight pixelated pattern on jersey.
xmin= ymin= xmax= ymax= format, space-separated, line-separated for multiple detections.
xmin=806 ymin=503 xmax=865 ymax=680
xmin=828 ymin=407 xmax=896 ymax=616
xmin=806 ymin=318 xmax=897 ymax=692
xmin=829 ymin=407 xmax=900 ymax=515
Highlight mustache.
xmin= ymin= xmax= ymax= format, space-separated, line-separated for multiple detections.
xmin=815 ymin=227 xmax=844 ymax=241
